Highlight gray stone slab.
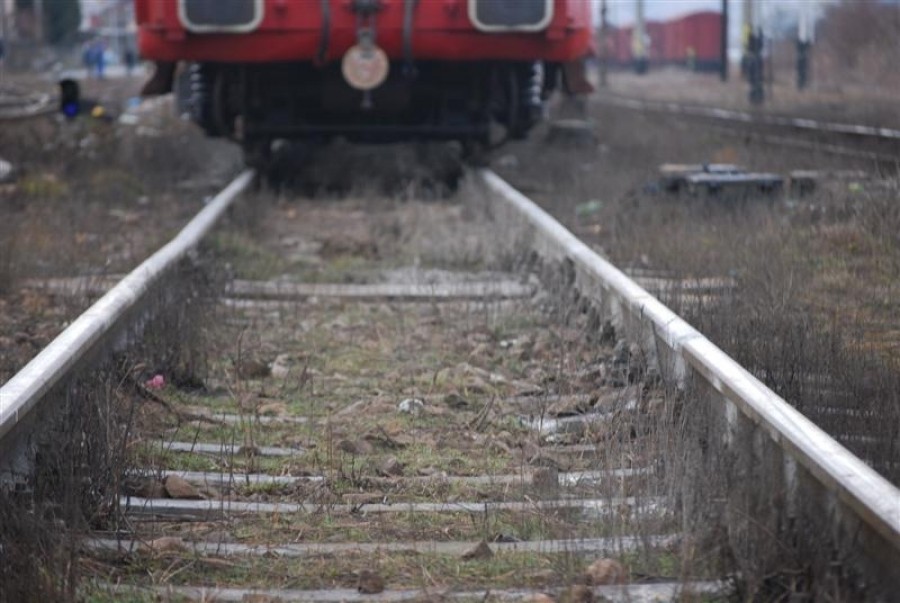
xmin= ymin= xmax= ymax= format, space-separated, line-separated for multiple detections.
xmin=227 ymin=280 xmax=535 ymax=301
xmin=121 ymin=495 xmax=669 ymax=520
xmin=156 ymin=441 xmax=305 ymax=457
xmin=89 ymin=581 xmax=728 ymax=603
xmin=151 ymin=467 xmax=652 ymax=489
xmin=86 ymin=533 xmax=678 ymax=558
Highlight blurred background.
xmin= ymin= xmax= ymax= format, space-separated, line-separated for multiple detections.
xmin=1 ymin=0 xmax=898 ymax=95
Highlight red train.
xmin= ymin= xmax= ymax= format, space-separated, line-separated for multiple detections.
xmin=608 ymin=11 xmax=723 ymax=72
xmin=134 ymin=0 xmax=593 ymax=163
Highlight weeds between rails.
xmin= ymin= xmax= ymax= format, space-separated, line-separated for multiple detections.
xmin=0 ymin=260 xmax=218 ymax=603
xmin=500 ymin=106 xmax=900 ymax=487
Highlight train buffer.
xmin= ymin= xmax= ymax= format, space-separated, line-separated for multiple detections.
xmin=659 ymin=163 xmax=783 ymax=196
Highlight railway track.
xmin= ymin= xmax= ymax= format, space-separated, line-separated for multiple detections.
xmin=0 ymin=86 xmax=54 ymax=121
xmin=597 ymin=94 xmax=900 ymax=165
xmin=1 ymin=167 xmax=898 ymax=602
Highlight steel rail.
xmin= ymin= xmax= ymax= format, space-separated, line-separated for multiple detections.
xmin=599 ymin=94 xmax=900 ymax=142
xmin=478 ymin=169 xmax=900 ymax=592
xmin=0 ymin=171 xmax=255 ymax=469
xmin=0 ymin=90 xmax=54 ymax=121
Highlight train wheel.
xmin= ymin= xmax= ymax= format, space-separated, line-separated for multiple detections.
xmin=243 ymin=139 xmax=272 ymax=170
xmin=242 ymin=139 xmax=276 ymax=190
xmin=462 ymin=139 xmax=491 ymax=168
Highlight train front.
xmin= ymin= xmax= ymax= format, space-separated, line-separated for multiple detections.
xmin=135 ymin=0 xmax=592 ymax=162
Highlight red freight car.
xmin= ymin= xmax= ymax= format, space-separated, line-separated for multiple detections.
xmin=135 ymin=0 xmax=593 ymax=163
xmin=607 ymin=10 xmax=722 ymax=72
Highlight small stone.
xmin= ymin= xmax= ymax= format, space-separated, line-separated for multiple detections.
xmin=531 ymin=467 xmax=559 ymax=500
xmin=529 ymin=450 xmax=569 ymax=472
xmin=357 ymin=569 xmax=385 ymax=594
xmin=343 ymin=492 xmax=384 ymax=506
xmin=134 ymin=479 xmax=167 ymax=499
xmin=611 ymin=340 xmax=630 ymax=365
xmin=547 ymin=120 xmax=598 ymax=149
xmin=142 ymin=536 xmax=187 ymax=554
xmin=363 ymin=429 xmax=409 ymax=450
xmin=397 ymin=398 xmax=425 ymax=415
xmin=378 ymin=456 xmax=405 ymax=477
xmin=163 ymin=475 xmax=204 ymax=500
xmin=237 ymin=357 xmax=271 ymax=379
xmin=242 ymin=595 xmax=284 ymax=603
xmin=560 ymin=584 xmax=595 ymax=603
xmin=240 ymin=445 xmax=261 ymax=456
xmin=583 ymin=558 xmax=627 ymax=585
xmin=257 ymin=401 xmax=287 ymax=416
xmin=269 ymin=354 xmax=295 ymax=379
xmin=496 ymin=154 xmax=519 ymax=169
xmin=0 ymin=159 xmax=15 ymax=184
xmin=337 ymin=439 xmax=373 ymax=455
xmin=443 ymin=392 xmax=469 ymax=409
xmin=461 ymin=540 xmax=494 ymax=561
xmin=200 ymin=486 xmax=222 ymax=499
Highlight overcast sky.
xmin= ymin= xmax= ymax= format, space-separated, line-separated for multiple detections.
xmin=600 ymin=0 xmax=833 ymax=27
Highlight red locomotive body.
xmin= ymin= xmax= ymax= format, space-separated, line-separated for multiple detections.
xmin=134 ymin=0 xmax=593 ymax=161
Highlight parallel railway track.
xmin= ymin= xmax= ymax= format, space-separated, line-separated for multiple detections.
xmin=1 ymin=167 xmax=898 ymax=602
xmin=0 ymin=86 xmax=54 ymax=121
xmin=597 ymin=94 xmax=900 ymax=166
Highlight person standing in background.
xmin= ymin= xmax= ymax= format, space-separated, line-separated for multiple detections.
xmin=124 ymin=47 xmax=136 ymax=75
xmin=94 ymin=39 xmax=106 ymax=79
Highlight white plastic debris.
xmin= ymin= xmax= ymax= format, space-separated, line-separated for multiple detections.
xmin=397 ymin=398 xmax=425 ymax=415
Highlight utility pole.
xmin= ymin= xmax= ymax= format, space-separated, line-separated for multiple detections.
xmin=33 ymin=0 xmax=44 ymax=44
xmin=0 ymin=0 xmax=8 ymax=76
xmin=599 ymin=0 xmax=608 ymax=87
xmin=720 ymin=0 xmax=728 ymax=81
xmin=741 ymin=0 xmax=753 ymax=79
xmin=743 ymin=0 xmax=764 ymax=104
xmin=0 ymin=0 xmax=8 ymax=42
xmin=633 ymin=0 xmax=647 ymax=74
xmin=797 ymin=0 xmax=812 ymax=90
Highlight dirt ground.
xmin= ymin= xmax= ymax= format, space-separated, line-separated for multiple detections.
xmin=600 ymin=68 xmax=900 ymax=130
xmin=1 ymin=68 xmax=896 ymax=481
xmin=0 ymin=74 xmax=241 ymax=382
xmin=497 ymin=98 xmax=899 ymax=482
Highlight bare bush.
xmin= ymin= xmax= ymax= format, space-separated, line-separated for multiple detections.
xmin=816 ymin=0 xmax=900 ymax=92
xmin=0 ymin=256 xmax=219 ymax=602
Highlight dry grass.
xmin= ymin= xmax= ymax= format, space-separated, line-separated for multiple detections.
xmin=495 ymin=99 xmax=900 ymax=599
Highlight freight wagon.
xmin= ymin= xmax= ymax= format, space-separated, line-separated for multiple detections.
xmin=607 ymin=11 xmax=723 ymax=73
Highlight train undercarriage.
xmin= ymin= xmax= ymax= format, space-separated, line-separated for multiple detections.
xmin=170 ymin=60 xmax=559 ymax=166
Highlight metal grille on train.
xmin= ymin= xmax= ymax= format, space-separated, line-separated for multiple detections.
xmin=180 ymin=0 xmax=261 ymax=31
xmin=470 ymin=0 xmax=552 ymax=31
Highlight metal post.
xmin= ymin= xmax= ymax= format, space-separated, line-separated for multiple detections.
xmin=118 ymin=0 xmax=126 ymax=71
xmin=0 ymin=0 xmax=7 ymax=76
xmin=633 ymin=0 xmax=647 ymax=74
xmin=797 ymin=0 xmax=812 ymax=90
xmin=741 ymin=0 xmax=753 ymax=79
xmin=33 ymin=0 xmax=43 ymax=43
xmin=0 ymin=0 xmax=7 ymax=39
xmin=599 ymin=0 xmax=608 ymax=87
xmin=748 ymin=28 xmax=763 ymax=104
xmin=720 ymin=0 xmax=728 ymax=81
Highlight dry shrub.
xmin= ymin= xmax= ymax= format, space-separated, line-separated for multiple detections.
xmin=0 ymin=257 xmax=219 ymax=602
xmin=678 ymin=238 xmax=900 ymax=485
xmin=816 ymin=0 xmax=900 ymax=92
xmin=0 ymin=216 xmax=20 ymax=294
xmin=498 ymin=112 xmax=900 ymax=598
